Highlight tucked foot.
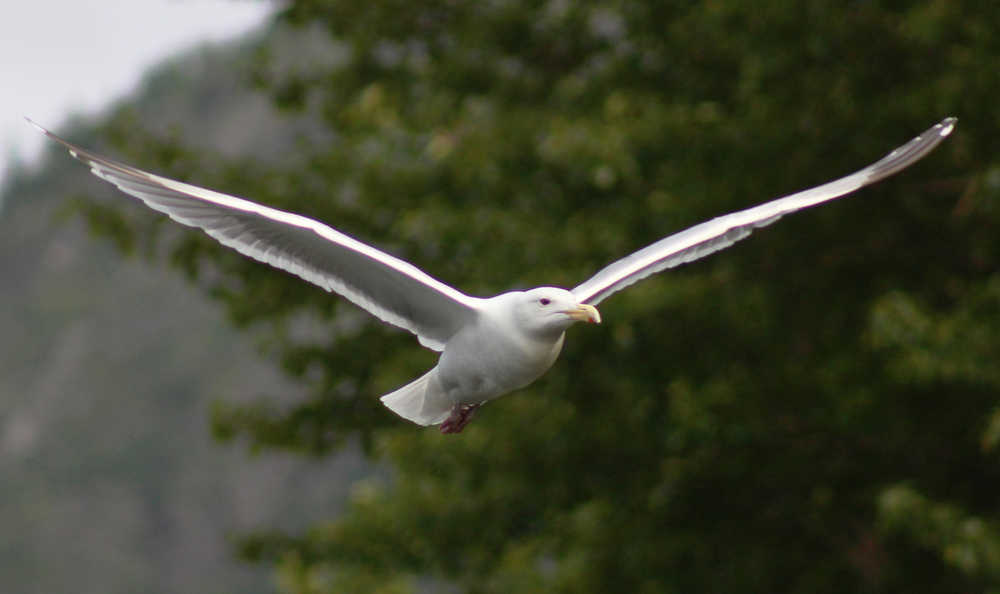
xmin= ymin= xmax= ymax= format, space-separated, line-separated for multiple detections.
xmin=439 ymin=404 xmax=480 ymax=434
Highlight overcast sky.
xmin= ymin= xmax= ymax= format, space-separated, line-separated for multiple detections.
xmin=1 ymin=0 xmax=276 ymax=185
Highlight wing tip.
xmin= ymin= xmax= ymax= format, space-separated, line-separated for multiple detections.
xmin=937 ymin=116 xmax=957 ymax=137
xmin=24 ymin=116 xmax=48 ymax=136
xmin=25 ymin=118 xmax=80 ymax=159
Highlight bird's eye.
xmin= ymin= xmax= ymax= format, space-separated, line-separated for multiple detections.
xmin=539 ymin=298 xmax=551 ymax=306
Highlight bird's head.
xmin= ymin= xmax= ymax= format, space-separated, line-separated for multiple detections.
xmin=507 ymin=287 xmax=601 ymax=338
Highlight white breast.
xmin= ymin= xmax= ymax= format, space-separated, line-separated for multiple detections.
xmin=437 ymin=314 xmax=566 ymax=406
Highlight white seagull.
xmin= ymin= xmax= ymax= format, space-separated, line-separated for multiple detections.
xmin=31 ymin=117 xmax=955 ymax=433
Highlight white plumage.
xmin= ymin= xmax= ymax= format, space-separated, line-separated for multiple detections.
xmin=31 ymin=117 xmax=955 ymax=432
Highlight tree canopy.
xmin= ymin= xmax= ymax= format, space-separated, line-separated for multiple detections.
xmin=76 ymin=1 xmax=999 ymax=592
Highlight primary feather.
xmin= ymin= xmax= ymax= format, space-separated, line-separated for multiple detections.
xmin=28 ymin=119 xmax=481 ymax=351
xmin=572 ymin=117 xmax=956 ymax=305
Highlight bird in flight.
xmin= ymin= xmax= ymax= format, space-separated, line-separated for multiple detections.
xmin=31 ymin=117 xmax=955 ymax=433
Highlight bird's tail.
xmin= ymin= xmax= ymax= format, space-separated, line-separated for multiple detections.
xmin=380 ymin=368 xmax=452 ymax=426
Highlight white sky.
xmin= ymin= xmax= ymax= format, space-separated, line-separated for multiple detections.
xmin=0 ymin=0 xmax=277 ymax=185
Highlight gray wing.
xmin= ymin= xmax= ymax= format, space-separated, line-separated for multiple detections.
xmin=31 ymin=120 xmax=482 ymax=351
xmin=572 ymin=117 xmax=956 ymax=305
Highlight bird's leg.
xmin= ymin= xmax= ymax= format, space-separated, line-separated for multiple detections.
xmin=439 ymin=404 xmax=480 ymax=434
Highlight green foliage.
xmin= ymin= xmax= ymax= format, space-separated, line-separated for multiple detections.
xmin=80 ymin=0 xmax=999 ymax=592
xmin=880 ymin=485 xmax=1000 ymax=588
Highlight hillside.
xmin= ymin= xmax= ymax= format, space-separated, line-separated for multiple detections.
xmin=0 ymin=24 xmax=364 ymax=594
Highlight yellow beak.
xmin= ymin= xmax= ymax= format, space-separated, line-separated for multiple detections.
xmin=565 ymin=303 xmax=601 ymax=324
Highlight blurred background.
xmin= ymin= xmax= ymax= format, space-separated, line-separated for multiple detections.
xmin=1 ymin=1 xmax=998 ymax=593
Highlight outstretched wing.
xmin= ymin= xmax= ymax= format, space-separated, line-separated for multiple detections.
xmin=572 ymin=117 xmax=956 ymax=305
xmin=32 ymin=120 xmax=482 ymax=351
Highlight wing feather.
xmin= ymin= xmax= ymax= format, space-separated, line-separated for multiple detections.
xmin=572 ymin=118 xmax=956 ymax=305
xmin=32 ymin=120 xmax=481 ymax=351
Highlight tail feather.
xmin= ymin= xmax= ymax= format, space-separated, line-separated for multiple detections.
xmin=380 ymin=368 xmax=452 ymax=426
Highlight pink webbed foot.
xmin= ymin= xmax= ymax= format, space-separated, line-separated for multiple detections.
xmin=439 ymin=404 xmax=480 ymax=434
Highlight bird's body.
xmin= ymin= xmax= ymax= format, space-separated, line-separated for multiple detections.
xmin=385 ymin=288 xmax=590 ymax=430
xmin=31 ymin=117 xmax=955 ymax=433
xmin=439 ymin=295 xmax=565 ymax=405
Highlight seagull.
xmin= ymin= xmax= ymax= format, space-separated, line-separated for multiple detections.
xmin=30 ymin=117 xmax=955 ymax=433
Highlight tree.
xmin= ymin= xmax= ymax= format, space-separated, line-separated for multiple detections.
xmin=78 ymin=1 xmax=1000 ymax=592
